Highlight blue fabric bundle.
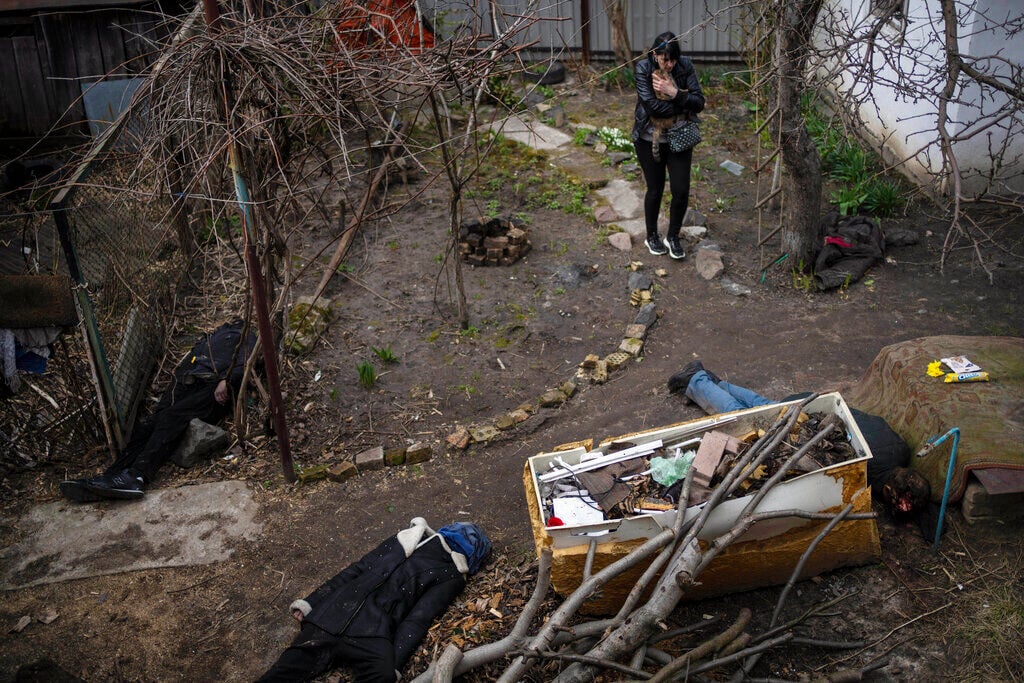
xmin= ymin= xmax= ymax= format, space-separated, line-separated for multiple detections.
xmin=438 ymin=523 xmax=491 ymax=575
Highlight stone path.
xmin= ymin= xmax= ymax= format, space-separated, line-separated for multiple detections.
xmin=0 ymin=480 xmax=261 ymax=590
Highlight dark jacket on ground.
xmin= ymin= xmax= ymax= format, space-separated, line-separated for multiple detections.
xmin=632 ymin=52 xmax=705 ymax=143
xmin=288 ymin=517 xmax=469 ymax=672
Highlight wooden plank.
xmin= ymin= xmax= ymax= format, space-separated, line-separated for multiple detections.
xmin=100 ymin=9 xmax=129 ymax=77
xmin=0 ymin=36 xmax=27 ymax=135
xmin=73 ymin=12 xmax=106 ymax=82
xmin=37 ymin=11 xmax=86 ymax=134
xmin=13 ymin=34 xmax=50 ymax=134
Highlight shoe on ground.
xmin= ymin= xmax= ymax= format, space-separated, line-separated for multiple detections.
xmin=645 ymin=235 xmax=668 ymax=256
xmin=668 ymin=359 xmax=706 ymax=394
xmin=60 ymin=478 xmax=103 ymax=503
xmin=83 ymin=469 xmax=145 ymax=500
xmin=663 ymin=236 xmax=686 ymax=260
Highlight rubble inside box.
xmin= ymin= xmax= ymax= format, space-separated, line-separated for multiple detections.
xmin=458 ymin=216 xmax=531 ymax=266
xmin=539 ymin=410 xmax=858 ymax=527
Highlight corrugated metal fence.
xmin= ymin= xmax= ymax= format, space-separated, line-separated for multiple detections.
xmin=423 ymin=0 xmax=743 ymax=60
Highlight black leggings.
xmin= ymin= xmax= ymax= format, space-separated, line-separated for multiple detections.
xmin=634 ymin=138 xmax=693 ymax=240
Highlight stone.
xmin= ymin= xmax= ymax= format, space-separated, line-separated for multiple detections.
xmin=287 ymin=296 xmax=335 ymax=355
xmin=886 ymin=227 xmax=919 ymax=247
xmin=446 ymin=427 xmax=471 ymax=450
xmin=720 ymin=278 xmax=752 ymax=297
xmin=516 ymin=402 xmax=536 ymax=415
xmin=628 ymin=272 xmax=653 ymax=291
xmin=170 ymin=419 xmax=231 ymax=468
xmin=681 ymin=225 xmax=707 ymax=240
xmin=607 ymin=232 xmax=632 ymax=251
xmin=683 ymin=207 xmax=707 ymax=227
xmin=559 ymin=380 xmax=577 ymax=397
xmin=696 ymin=239 xmax=721 ymax=251
xmin=593 ymin=205 xmax=618 ymax=223
xmin=695 ymin=248 xmax=725 ymax=280
xmin=470 ymin=425 xmax=500 ymax=443
xmin=405 ymin=443 xmax=432 ymax=464
xmin=326 ymin=461 xmax=358 ymax=482
xmin=495 ymin=413 xmax=518 ymax=430
xmin=508 ymin=409 xmax=531 ymax=424
xmin=621 ymin=162 xmax=639 ymax=175
xmin=633 ymin=303 xmax=658 ymax=327
xmin=607 ymin=152 xmax=631 ymax=165
xmin=384 ymin=447 xmax=407 ymax=466
xmin=619 ymin=337 xmax=644 ymax=357
xmin=354 ymin=445 xmax=385 ymax=472
xmin=596 ymin=179 xmax=642 ymax=220
xmin=604 ymin=351 xmax=631 ymax=371
xmin=625 ymin=323 xmax=647 ymax=339
xmin=539 ymin=389 xmax=567 ymax=407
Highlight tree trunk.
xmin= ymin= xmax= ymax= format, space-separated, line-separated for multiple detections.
xmin=776 ymin=0 xmax=824 ymax=270
xmin=603 ymin=0 xmax=632 ymax=67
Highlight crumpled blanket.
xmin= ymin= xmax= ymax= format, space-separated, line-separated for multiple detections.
xmin=813 ymin=212 xmax=885 ymax=290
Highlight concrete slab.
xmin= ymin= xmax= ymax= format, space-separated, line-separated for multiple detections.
xmin=0 ymin=481 xmax=261 ymax=590
xmin=596 ymin=179 xmax=643 ymax=221
xmin=491 ymin=116 xmax=573 ymax=150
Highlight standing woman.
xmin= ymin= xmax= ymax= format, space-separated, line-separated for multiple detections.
xmin=632 ymin=31 xmax=705 ymax=259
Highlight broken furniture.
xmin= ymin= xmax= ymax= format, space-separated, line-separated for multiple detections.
xmin=523 ymin=393 xmax=880 ymax=615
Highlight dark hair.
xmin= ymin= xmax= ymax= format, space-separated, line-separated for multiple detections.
xmin=884 ymin=467 xmax=931 ymax=519
xmin=651 ymin=31 xmax=681 ymax=61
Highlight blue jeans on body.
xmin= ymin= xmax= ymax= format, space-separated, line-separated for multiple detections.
xmin=685 ymin=371 xmax=775 ymax=414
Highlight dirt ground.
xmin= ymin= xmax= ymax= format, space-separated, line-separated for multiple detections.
xmin=1 ymin=65 xmax=1023 ymax=682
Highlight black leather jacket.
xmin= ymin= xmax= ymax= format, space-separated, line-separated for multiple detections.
xmin=632 ymin=53 xmax=705 ymax=142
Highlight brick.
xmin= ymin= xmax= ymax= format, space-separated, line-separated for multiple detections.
xmin=354 ymin=445 xmax=384 ymax=473
xmin=590 ymin=359 xmax=608 ymax=384
xmin=619 ymin=337 xmax=644 ymax=357
xmin=470 ymin=425 xmax=500 ymax=443
xmin=326 ymin=461 xmax=358 ymax=482
xmin=559 ymin=380 xmax=577 ymax=398
xmin=604 ymin=351 xmax=631 ymax=371
xmin=405 ymin=442 xmax=432 ymax=464
xmin=624 ymin=323 xmax=647 ymax=340
xmin=384 ymin=447 xmax=407 ymax=466
xmin=539 ymin=389 xmax=566 ymax=407
xmin=507 ymin=227 xmax=527 ymax=244
xmin=483 ymin=236 xmax=509 ymax=250
xmin=516 ymin=402 xmax=536 ymax=415
xmin=446 ymin=427 xmax=471 ymax=450
xmin=581 ymin=353 xmax=600 ymax=369
xmin=693 ymin=431 xmax=742 ymax=488
xmin=297 ymin=464 xmax=329 ymax=484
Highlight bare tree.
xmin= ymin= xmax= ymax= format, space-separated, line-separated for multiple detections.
xmin=603 ymin=0 xmax=632 ymax=67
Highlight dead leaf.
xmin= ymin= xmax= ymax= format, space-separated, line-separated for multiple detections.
xmin=11 ymin=615 xmax=31 ymax=633
xmin=489 ymin=608 xmax=503 ymax=618
xmin=488 ymin=592 xmax=503 ymax=610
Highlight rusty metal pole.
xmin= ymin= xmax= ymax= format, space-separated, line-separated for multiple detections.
xmin=203 ymin=0 xmax=296 ymax=482
xmin=580 ymin=0 xmax=591 ymax=66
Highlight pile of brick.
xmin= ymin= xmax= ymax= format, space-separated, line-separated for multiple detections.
xmin=459 ymin=216 xmax=531 ymax=266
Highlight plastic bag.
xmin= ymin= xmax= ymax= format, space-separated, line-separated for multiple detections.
xmin=650 ymin=450 xmax=696 ymax=486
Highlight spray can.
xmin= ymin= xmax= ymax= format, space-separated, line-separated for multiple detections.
xmin=944 ymin=371 xmax=989 ymax=383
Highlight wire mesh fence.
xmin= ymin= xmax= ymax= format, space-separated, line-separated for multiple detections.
xmin=1 ymin=148 xmax=184 ymax=478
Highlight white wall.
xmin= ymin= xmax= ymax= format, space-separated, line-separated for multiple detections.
xmin=821 ymin=0 xmax=1023 ymax=197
